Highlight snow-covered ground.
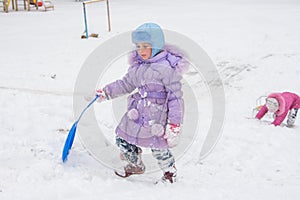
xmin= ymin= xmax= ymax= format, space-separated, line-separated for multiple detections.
xmin=1 ymin=0 xmax=300 ymax=199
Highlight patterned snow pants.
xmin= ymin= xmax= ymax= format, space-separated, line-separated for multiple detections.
xmin=287 ymin=108 xmax=298 ymax=126
xmin=116 ymin=136 xmax=176 ymax=172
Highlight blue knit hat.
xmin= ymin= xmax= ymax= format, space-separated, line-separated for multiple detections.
xmin=131 ymin=23 xmax=165 ymax=58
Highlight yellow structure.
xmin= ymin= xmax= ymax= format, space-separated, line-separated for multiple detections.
xmin=1 ymin=0 xmax=54 ymax=12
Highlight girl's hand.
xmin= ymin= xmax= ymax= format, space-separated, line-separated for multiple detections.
xmin=84 ymin=89 xmax=107 ymax=102
xmin=95 ymin=89 xmax=107 ymax=102
xmin=164 ymin=124 xmax=181 ymax=147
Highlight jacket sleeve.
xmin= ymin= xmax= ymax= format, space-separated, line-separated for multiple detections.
xmin=103 ymin=68 xmax=136 ymax=99
xmin=272 ymin=96 xmax=295 ymax=126
xmin=255 ymin=105 xmax=268 ymax=119
xmin=163 ymin=68 xmax=184 ymax=124
xmin=272 ymin=110 xmax=288 ymax=126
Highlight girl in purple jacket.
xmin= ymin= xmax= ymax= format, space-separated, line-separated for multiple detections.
xmin=94 ymin=23 xmax=188 ymax=183
xmin=256 ymin=92 xmax=300 ymax=127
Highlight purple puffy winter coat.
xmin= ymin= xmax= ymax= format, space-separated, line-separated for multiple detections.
xmin=103 ymin=46 xmax=187 ymax=148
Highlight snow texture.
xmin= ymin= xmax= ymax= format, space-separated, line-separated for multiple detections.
xmin=1 ymin=0 xmax=300 ymax=199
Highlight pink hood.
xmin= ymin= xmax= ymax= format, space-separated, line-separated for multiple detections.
xmin=129 ymin=44 xmax=189 ymax=75
xmin=267 ymin=93 xmax=286 ymax=116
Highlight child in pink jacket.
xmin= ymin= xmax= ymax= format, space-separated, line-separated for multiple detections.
xmin=256 ymin=92 xmax=300 ymax=126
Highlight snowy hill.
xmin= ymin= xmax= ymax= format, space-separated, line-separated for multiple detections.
xmin=0 ymin=0 xmax=300 ymax=199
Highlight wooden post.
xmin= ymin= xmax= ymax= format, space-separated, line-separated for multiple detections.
xmin=106 ymin=0 xmax=111 ymax=32
xmin=15 ymin=0 xmax=18 ymax=11
xmin=83 ymin=2 xmax=89 ymax=39
xmin=82 ymin=0 xmax=111 ymax=35
xmin=3 ymin=0 xmax=8 ymax=12
xmin=11 ymin=0 xmax=14 ymax=10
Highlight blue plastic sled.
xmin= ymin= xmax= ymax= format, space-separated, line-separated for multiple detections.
xmin=62 ymin=95 xmax=99 ymax=162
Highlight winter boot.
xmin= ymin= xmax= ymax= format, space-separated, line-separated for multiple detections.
xmin=115 ymin=147 xmax=145 ymax=178
xmin=161 ymin=166 xmax=177 ymax=183
xmin=115 ymin=161 xmax=145 ymax=178
xmin=124 ymin=162 xmax=146 ymax=175
xmin=287 ymin=108 xmax=298 ymax=127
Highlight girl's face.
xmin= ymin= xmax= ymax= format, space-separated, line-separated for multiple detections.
xmin=136 ymin=42 xmax=152 ymax=60
xmin=266 ymin=98 xmax=279 ymax=113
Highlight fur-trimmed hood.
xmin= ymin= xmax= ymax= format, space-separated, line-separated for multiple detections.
xmin=267 ymin=93 xmax=286 ymax=116
xmin=129 ymin=44 xmax=189 ymax=74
